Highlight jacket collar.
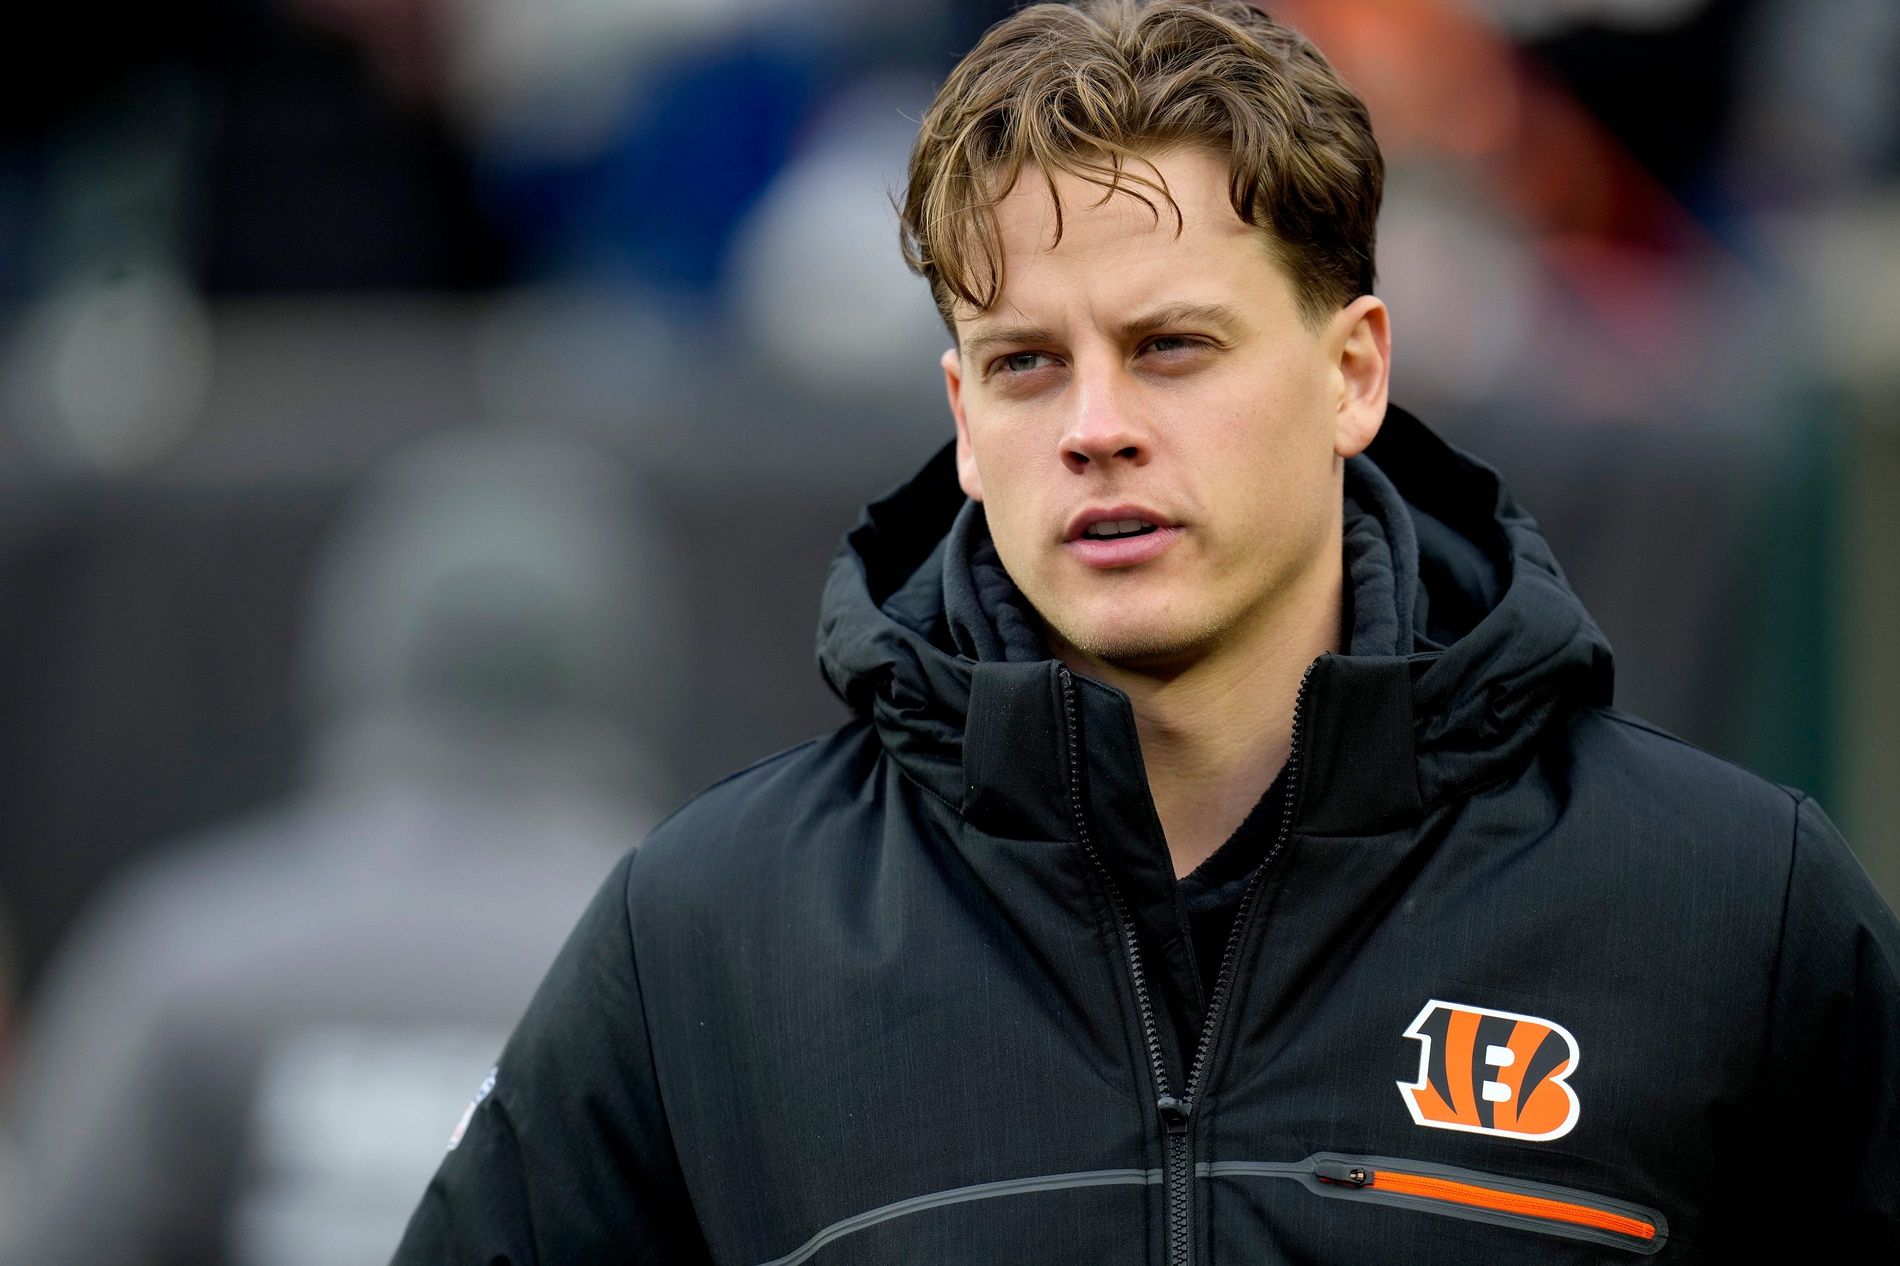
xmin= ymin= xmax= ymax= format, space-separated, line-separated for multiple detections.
xmin=817 ymin=404 xmax=1614 ymax=845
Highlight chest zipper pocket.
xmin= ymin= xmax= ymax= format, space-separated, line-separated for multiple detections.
xmin=1211 ymin=1153 xmax=1667 ymax=1255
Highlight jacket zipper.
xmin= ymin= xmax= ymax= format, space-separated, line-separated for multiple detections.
xmin=1309 ymin=1157 xmax=1664 ymax=1250
xmin=1058 ymin=662 xmax=1316 ymax=1266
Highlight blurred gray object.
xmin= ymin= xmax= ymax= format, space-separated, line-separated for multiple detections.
xmin=727 ymin=72 xmax=949 ymax=392
xmin=0 ymin=426 xmax=674 ymax=1266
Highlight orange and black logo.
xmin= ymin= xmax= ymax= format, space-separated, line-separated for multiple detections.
xmin=1397 ymin=1000 xmax=1580 ymax=1141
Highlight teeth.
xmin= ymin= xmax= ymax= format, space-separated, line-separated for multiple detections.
xmin=1084 ymin=518 xmax=1155 ymax=539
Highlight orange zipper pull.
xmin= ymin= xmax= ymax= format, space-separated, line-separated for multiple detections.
xmin=1315 ymin=1161 xmax=1372 ymax=1188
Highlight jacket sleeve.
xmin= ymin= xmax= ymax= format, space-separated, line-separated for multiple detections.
xmin=391 ymin=850 xmax=711 ymax=1264
xmin=1753 ymin=795 xmax=1900 ymax=1255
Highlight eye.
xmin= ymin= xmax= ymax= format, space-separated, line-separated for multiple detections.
xmin=992 ymin=351 xmax=1057 ymax=376
xmin=1141 ymin=335 xmax=1207 ymax=357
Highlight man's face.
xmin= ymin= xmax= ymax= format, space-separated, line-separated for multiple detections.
xmin=942 ymin=146 xmax=1388 ymax=670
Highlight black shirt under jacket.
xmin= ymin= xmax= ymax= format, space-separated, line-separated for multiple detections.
xmin=1179 ymin=766 xmax=1288 ymax=997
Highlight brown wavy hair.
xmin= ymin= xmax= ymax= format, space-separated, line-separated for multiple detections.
xmin=899 ymin=0 xmax=1383 ymax=332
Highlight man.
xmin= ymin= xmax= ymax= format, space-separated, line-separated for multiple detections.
xmin=394 ymin=2 xmax=1900 ymax=1262
xmin=2 ymin=429 xmax=666 ymax=1266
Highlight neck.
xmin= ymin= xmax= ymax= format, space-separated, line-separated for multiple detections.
xmin=1057 ymin=529 xmax=1345 ymax=880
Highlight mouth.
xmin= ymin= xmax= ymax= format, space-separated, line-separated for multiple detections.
xmin=1063 ymin=505 xmax=1182 ymax=570
xmin=1064 ymin=504 xmax=1177 ymax=543
xmin=1079 ymin=517 xmax=1161 ymax=541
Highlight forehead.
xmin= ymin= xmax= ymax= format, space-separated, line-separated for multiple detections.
xmin=958 ymin=147 xmax=1292 ymax=331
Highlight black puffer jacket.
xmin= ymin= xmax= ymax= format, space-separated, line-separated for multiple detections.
xmin=394 ymin=407 xmax=1900 ymax=1264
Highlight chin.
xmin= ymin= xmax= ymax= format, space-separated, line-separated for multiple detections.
xmin=1046 ymin=606 xmax=1220 ymax=671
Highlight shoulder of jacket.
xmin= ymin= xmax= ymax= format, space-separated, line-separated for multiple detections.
xmin=628 ymin=720 xmax=882 ymax=872
xmin=1572 ymin=705 xmax=1803 ymax=833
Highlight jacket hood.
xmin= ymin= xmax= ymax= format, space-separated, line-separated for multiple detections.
xmin=817 ymin=404 xmax=1614 ymax=836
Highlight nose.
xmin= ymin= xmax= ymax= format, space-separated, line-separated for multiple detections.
xmin=1061 ymin=364 xmax=1151 ymax=475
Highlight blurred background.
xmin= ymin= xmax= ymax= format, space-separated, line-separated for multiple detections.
xmin=0 ymin=0 xmax=1893 ymax=1259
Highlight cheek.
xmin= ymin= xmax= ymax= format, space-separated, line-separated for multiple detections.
xmin=969 ymin=410 xmax=1046 ymax=490
xmin=967 ymin=424 xmax=1045 ymax=548
xmin=962 ymin=403 xmax=1008 ymax=464
xmin=1231 ymin=357 xmax=1334 ymax=459
xmin=1189 ymin=391 xmax=1334 ymax=539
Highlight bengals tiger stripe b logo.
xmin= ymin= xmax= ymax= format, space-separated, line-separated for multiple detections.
xmin=1397 ymin=1000 xmax=1581 ymax=1141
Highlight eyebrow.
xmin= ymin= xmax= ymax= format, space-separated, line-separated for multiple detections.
xmin=1119 ymin=302 xmax=1245 ymax=340
xmin=960 ymin=301 xmax=1245 ymax=362
xmin=959 ymin=322 xmax=1055 ymax=363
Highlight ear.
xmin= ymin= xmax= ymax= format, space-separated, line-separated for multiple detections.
xmin=1331 ymin=295 xmax=1390 ymax=460
xmin=942 ymin=346 xmax=984 ymax=501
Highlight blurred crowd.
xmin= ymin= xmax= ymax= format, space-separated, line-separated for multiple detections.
xmin=0 ymin=0 xmax=1895 ymax=1260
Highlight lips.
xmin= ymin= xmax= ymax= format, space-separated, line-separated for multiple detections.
xmin=1062 ymin=504 xmax=1182 ymax=569
xmin=1063 ymin=504 xmax=1176 ymax=543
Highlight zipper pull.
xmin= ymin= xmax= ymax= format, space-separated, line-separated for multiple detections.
xmin=1315 ymin=1161 xmax=1373 ymax=1188
xmin=1156 ymin=1095 xmax=1192 ymax=1136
